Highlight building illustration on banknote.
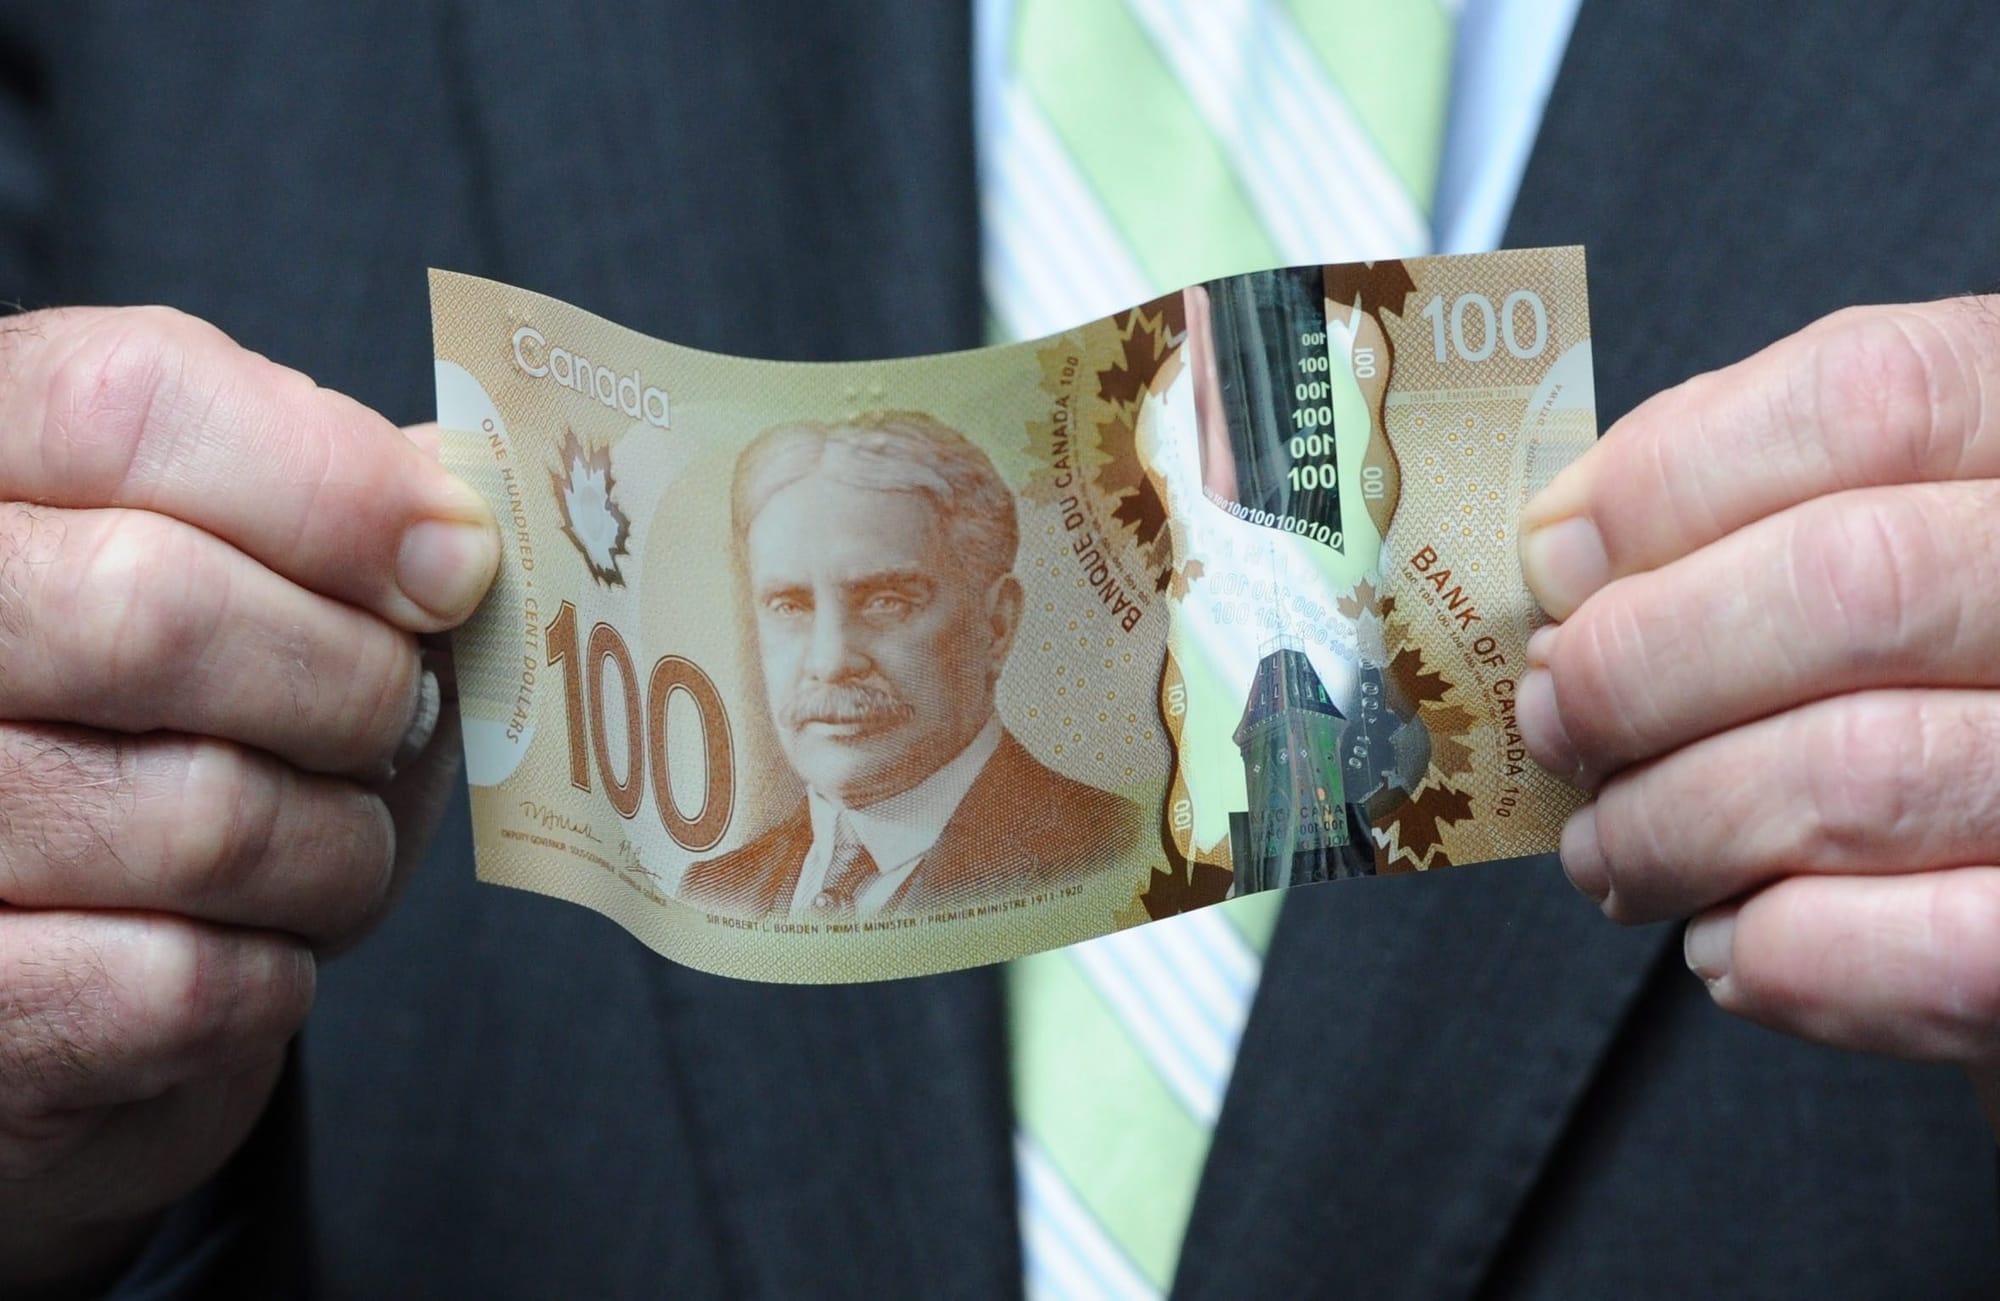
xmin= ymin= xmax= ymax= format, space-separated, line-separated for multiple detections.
xmin=1228 ymin=638 xmax=1365 ymax=892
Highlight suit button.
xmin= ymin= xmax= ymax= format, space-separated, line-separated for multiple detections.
xmin=812 ymin=890 xmax=839 ymax=913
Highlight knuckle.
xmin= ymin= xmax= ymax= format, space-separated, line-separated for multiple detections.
xmin=1552 ymin=592 xmax=1667 ymax=763
xmin=1643 ymin=380 xmax=1732 ymax=544
xmin=1784 ymin=494 xmax=1945 ymax=670
xmin=39 ymin=307 xmax=205 ymax=495
xmin=73 ymin=516 xmax=218 ymax=708
xmin=139 ymin=927 xmax=220 ymax=1057
xmin=341 ymin=632 xmax=422 ymax=770
xmin=146 ymin=928 xmax=313 ymax=1066
xmin=165 ymin=739 xmax=282 ymax=906
xmin=1808 ymin=308 xmax=1972 ymax=481
xmin=1632 ymin=364 xmax=1744 ymax=502
xmin=1792 ymin=698 xmax=1927 ymax=864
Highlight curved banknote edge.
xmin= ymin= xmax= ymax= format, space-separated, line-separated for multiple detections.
xmin=431 ymin=248 xmax=1595 ymax=984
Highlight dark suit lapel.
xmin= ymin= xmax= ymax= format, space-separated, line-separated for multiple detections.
xmin=1174 ymin=863 xmax=1668 ymax=1300
xmin=903 ymin=735 xmax=1042 ymax=908
xmin=444 ymin=3 xmax=1004 ymax=1297
xmin=760 ymin=807 xmax=812 ymax=916
xmin=1497 ymin=0 xmax=2000 ymax=421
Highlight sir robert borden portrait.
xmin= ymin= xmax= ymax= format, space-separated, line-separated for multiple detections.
xmin=679 ymin=410 xmax=1143 ymax=923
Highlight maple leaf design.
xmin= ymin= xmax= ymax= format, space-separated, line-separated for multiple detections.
xmin=1388 ymin=644 xmax=1452 ymax=708
xmin=1166 ymin=558 xmax=1205 ymax=600
xmin=1377 ymin=781 xmax=1475 ymax=869
xmin=1097 ymin=303 xmax=1178 ymax=408
xmin=1143 ymin=528 xmax=1180 ymax=587
xmin=1093 ymin=409 xmax=1148 ymax=503
xmin=1138 ymin=860 xmax=1234 ymax=920
xmin=1423 ymin=703 xmax=1479 ymax=779
xmin=1323 ymin=260 xmax=1418 ymax=321
xmin=551 ymin=428 xmax=632 ymax=586
xmin=1336 ymin=578 xmax=1381 ymax=621
xmin=1090 ymin=305 xmax=1182 ymax=583
xmin=1110 ymin=892 xmax=1154 ymax=932
xmin=1107 ymin=453 xmax=1169 ymax=549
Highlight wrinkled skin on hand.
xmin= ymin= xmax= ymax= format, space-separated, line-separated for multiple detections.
xmin=0 ymin=308 xmax=497 ymax=1295
xmin=1517 ymin=296 xmax=2000 ymax=1134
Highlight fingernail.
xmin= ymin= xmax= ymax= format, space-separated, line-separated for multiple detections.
xmin=1560 ymin=803 xmax=1609 ymax=904
xmin=1517 ymin=669 xmax=1584 ymax=783
xmin=1526 ymin=622 xmax=1560 ymax=669
xmin=1519 ymin=516 xmax=1610 ymax=620
xmin=391 ymin=669 xmax=442 ymax=776
xmin=398 ymin=516 xmax=499 ymax=623
xmin=1684 ymin=908 xmax=1738 ymax=983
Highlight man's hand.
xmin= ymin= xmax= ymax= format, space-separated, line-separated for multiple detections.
xmin=0 ymin=308 xmax=497 ymax=1294
xmin=1516 ymin=296 xmax=2000 ymax=1129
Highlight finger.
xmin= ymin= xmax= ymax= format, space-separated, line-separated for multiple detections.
xmin=0 ymin=911 xmax=312 ymax=1115
xmin=0 ymin=503 xmax=423 ymax=774
xmin=1520 ymin=296 xmax=2000 ymax=617
xmin=1562 ymin=690 xmax=2000 ymax=923
xmin=3 ymin=1059 xmax=283 ymax=1246
xmin=401 ymin=420 xmax=443 ymax=460
xmin=0 ymin=307 xmax=497 ymax=630
xmin=1683 ymin=867 xmax=2000 ymax=1064
xmin=1519 ymin=480 xmax=2000 ymax=778
xmin=0 ymin=727 xmax=395 ymax=949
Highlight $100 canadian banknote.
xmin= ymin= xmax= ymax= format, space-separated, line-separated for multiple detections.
xmin=432 ymin=248 xmax=1595 ymax=983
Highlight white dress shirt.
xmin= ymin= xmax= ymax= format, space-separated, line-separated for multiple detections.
xmin=1435 ymin=0 xmax=1585 ymax=254
xmin=790 ymin=715 xmax=1006 ymax=920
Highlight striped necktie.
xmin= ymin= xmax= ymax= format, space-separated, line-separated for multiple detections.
xmin=807 ymin=813 xmax=877 ymax=920
xmin=978 ymin=1 xmax=1454 ymax=1295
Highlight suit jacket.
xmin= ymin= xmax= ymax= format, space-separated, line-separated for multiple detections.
xmin=680 ymin=731 xmax=1144 ymax=918
xmin=7 ymin=2 xmax=1999 ymax=1297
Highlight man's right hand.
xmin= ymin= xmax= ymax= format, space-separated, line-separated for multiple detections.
xmin=0 ymin=308 xmax=498 ymax=1295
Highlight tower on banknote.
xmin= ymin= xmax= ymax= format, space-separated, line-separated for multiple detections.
xmin=1228 ymin=638 xmax=1372 ymax=894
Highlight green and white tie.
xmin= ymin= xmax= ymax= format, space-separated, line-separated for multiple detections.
xmin=977 ymin=0 xmax=1455 ymax=1294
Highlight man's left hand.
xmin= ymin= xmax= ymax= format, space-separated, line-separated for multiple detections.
xmin=1516 ymin=296 xmax=2000 ymax=1130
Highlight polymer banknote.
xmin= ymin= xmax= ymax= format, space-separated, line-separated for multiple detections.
xmin=432 ymin=248 xmax=1595 ymax=982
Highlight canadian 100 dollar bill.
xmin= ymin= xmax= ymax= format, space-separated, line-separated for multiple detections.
xmin=432 ymin=248 xmax=1595 ymax=983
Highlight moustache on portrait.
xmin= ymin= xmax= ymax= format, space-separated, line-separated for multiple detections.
xmin=782 ymin=678 xmax=915 ymax=731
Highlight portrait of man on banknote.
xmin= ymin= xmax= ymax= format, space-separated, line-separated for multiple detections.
xmin=679 ymin=410 xmax=1143 ymax=922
